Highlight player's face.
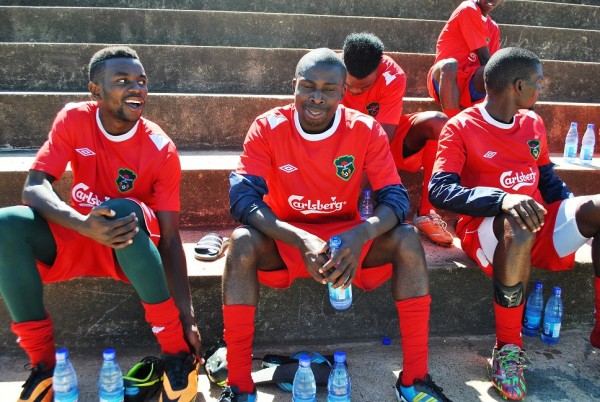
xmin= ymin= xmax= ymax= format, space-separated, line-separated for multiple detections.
xmin=94 ymin=57 xmax=148 ymax=130
xmin=518 ymin=63 xmax=543 ymax=110
xmin=345 ymin=69 xmax=377 ymax=96
xmin=293 ymin=63 xmax=346 ymax=133
xmin=477 ymin=0 xmax=502 ymax=15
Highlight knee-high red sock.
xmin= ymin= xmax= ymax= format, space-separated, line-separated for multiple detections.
xmin=142 ymin=298 xmax=189 ymax=355
xmin=223 ymin=305 xmax=256 ymax=394
xmin=11 ymin=312 xmax=56 ymax=369
xmin=397 ymin=295 xmax=430 ymax=386
xmin=494 ymin=301 xmax=524 ymax=349
xmin=590 ymin=276 xmax=600 ymax=348
xmin=418 ymin=140 xmax=438 ymax=216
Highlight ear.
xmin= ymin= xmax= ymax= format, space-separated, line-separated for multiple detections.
xmin=88 ymin=81 xmax=101 ymax=100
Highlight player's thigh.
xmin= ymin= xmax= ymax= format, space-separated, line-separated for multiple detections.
xmin=0 ymin=205 xmax=56 ymax=265
xmin=229 ymin=225 xmax=286 ymax=272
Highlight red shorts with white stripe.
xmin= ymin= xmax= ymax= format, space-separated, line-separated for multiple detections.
xmin=258 ymin=220 xmax=392 ymax=291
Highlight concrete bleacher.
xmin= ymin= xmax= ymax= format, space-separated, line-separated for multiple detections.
xmin=0 ymin=0 xmax=598 ymax=349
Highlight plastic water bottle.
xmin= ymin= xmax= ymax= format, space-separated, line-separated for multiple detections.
xmin=328 ymin=236 xmax=352 ymax=310
xmin=563 ymin=122 xmax=579 ymax=163
xmin=98 ymin=348 xmax=124 ymax=402
xmin=522 ymin=282 xmax=544 ymax=337
xmin=541 ymin=286 xmax=563 ymax=344
xmin=327 ymin=351 xmax=351 ymax=402
xmin=358 ymin=189 xmax=374 ymax=220
xmin=579 ymin=123 xmax=596 ymax=166
xmin=53 ymin=348 xmax=79 ymax=402
xmin=292 ymin=354 xmax=317 ymax=402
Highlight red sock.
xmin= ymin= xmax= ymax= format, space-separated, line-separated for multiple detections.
xmin=223 ymin=305 xmax=256 ymax=394
xmin=494 ymin=301 xmax=524 ymax=349
xmin=142 ymin=298 xmax=189 ymax=355
xmin=590 ymin=276 xmax=600 ymax=348
xmin=397 ymin=295 xmax=430 ymax=386
xmin=418 ymin=140 xmax=438 ymax=216
xmin=442 ymin=108 xmax=460 ymax=119
xmin=11 ymin=312 xmax=56 ymax=369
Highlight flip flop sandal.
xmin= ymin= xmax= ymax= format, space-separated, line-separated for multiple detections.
xmin=194 ymin=233 xmax=230 ymax=261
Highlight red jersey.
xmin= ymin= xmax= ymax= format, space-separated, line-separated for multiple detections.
xmin=434 ymin=0 xmax=500 ymax=72
xmin=433 ymin=104 xmax=551 ymax=236
xmin=236 ymin=104 xmax=401 ymax=223
xmin=31 ymin=101 xmax=181 ymax=213
xmin=341 ymin=55 xmax=406 ymax=126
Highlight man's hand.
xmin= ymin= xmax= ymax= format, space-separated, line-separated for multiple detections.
xmin=320 ymin=231 xmax=364 ymax=289
xmin=298 ymin=234 xmax=329 ymax=284
xmin=501 ymin=194 xmax=547 ymax=232
xmin=182 ymin=315 xmax=204 ymax=363
xmin=78 ymin=206 xmax=139 ymax=248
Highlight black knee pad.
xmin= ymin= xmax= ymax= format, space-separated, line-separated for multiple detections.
xmin=494 ymin=280 xmax=524 ymax=308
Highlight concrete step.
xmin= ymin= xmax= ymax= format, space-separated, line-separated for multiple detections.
xmin=1 ymin=7 xmax=600 ymax=62
xmin=1 ymin=152 xmax=599 ymax=229
xmin=0 ymin=226 xmax=594 ymax=350
xmin=2 ymin=43 xmax=599 ymax=103
xmin=1 ymin=93 xmax=600 ymax=154
xmin=3 ymin=0 xmax=600 ymax=30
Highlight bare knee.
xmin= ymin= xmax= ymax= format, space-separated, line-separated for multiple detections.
xmin=391 ymin=224 xmax=425 ymax=261
xmin=495 ymin=214 xmax=536 ymax=246
xmin=438 ymin=59 xmax=459 ymax=78
xmin=414 ymin=111 xmax=448 ymax=140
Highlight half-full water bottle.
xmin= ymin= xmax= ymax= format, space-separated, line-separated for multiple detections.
xmin=358 ymin=189 xmax=374 ymax=220
xmin=579 ymin=123 xmax=596 ymax=166
xmin=522 ymin=282 xmax=544 ymax=337
xmin=98 ymin=348 xmax=124 ymax=402
xmin=541 ymin=286 xmax=563 ymax=344
xmin=328 ymin=236 xmax=352 ymax=310
xmin=292 ymin=354 xmax=317 ymax=402
xmin=327 ymin=351 xmax=351 ymax=402
xmin=563 ymin=122 xmax=579 ymax=163
xmin=53 ymin=348 xmax=79 ymax=402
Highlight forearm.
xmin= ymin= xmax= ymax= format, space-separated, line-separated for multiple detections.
xmin=22 ymin=174 xmax=86 ymax=231
xmin=349 ymin=204 xmax=399 ymax=243
xmin=247 ymin=206 xmax=312 ymax=249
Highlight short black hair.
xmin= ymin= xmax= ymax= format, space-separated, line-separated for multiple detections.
xmin=342 ymin=32 xmax=384 ymax=79
xmin=295 ymin=48 xmax=346 ymax=78
xmin=484 ymin=47 xmax=541 ymax=94
xmin=88 ymin=46 xmax=140 ymax=83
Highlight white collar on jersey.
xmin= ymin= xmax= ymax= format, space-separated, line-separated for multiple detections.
xmin=477 ymin=104 xmax=515 ymax=129
xmin=96 ymin=109 xmax=140 ymax=142
xmin=293 ymin=105 xmax=342 ymax=141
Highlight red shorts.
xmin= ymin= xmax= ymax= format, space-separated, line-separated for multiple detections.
xmin=427 ymin=64 xmax=482 ymax=109
xmin=36 ymin=199 xmax=160 ymax=283
xmin=257 ymin=220 xmax=392 ymax=291
xmin=389 ymin=113 xmax=422 ymax=173
xmin=459 ymin=201 xmax=577 ymax=278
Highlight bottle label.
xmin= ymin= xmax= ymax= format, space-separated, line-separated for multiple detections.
xmin=55 ymin=396 xmax=78 ymax=402
xmin=564 ymin=144 xmax=577 ymax=158
xmin=523 ymin=315 xmax=541 ymax=329
xmin=543 ymin=322 xmax=561 ymax=338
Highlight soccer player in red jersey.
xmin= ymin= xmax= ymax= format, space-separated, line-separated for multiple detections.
xmin=341 ymin=32 xmax=452 ymax=247
xmin=428 ymin=0 xmax=502 ymax=118
xmin=429 ymin=47 xmax=600 ymax=400
xmin=0 ymin=47 xmax=201 ymax=402
xmin=218 ymin=48 xmax=451 ymax=402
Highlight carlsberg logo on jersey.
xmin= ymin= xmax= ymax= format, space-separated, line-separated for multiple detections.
xmin=72 ymin=182 xmax=110 ymax=207
xmin=500 ymin=168 xmax=537 ymax=191
xmin=288 ymin=195 xmax=346 ymax=215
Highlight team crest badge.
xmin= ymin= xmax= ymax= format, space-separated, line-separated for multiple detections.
xmin=366 ymin=102 xmax=380 ymax=117
xmin=116 ymin=168 xmax=137 ymax=192
xmin=334 ymin=155 xmax=356 ymax=181
xmin=528 ymin=139 xmax=541 ymax=160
